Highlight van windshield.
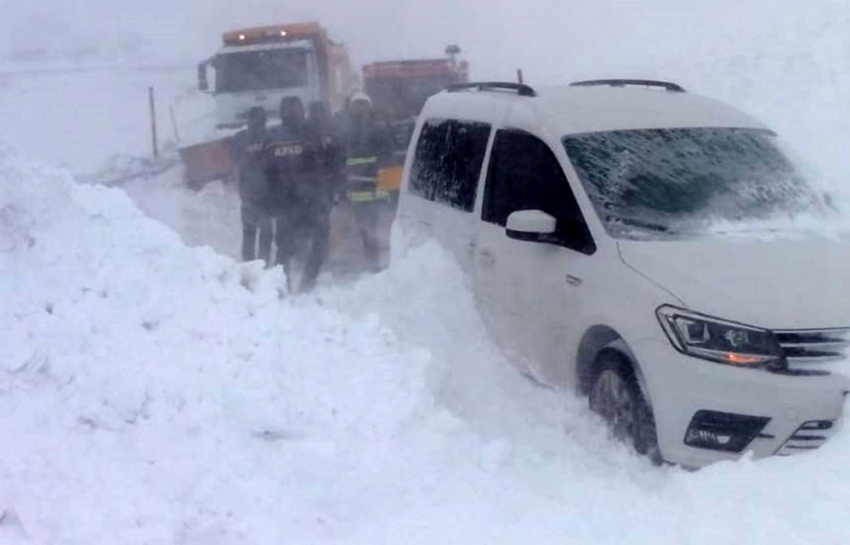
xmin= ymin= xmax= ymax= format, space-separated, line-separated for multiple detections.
xmin=563 ymin=127 xmax=822 ymax=239
xmin=215 ymin=48 xmax=309 ymax=93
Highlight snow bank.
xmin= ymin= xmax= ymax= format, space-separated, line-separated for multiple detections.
xmin=0 ymin=148 xmax=434 ymax=543
xmin=121 ymin=171 xmax=242 ymax=260
xmin=4 ymin=146 xmax=850 ymax=544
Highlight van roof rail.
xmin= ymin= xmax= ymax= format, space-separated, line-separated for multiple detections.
xmin=569 ymin=79 xmax=686 ymax=93
xmin=446 ymin=81 xmax=537 ymax=97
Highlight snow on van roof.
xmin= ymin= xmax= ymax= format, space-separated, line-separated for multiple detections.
xmin=423 ymin=84 xmax=770 ymax=135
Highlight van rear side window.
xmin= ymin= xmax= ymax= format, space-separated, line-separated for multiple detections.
xmin=409 ymin=119 xmax=491 ymax=212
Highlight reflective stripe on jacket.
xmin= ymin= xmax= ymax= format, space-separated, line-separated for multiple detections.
xmin=348 ymin=189 xmax=390 ymax=202
xmin=347 ymin=157 xmax=378 ymax=167
xmin=345 ymin=155 xmax=387 ymax=202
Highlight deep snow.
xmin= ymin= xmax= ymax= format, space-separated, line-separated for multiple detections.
xmin=4 ymin=146 xmax=850 ymax=545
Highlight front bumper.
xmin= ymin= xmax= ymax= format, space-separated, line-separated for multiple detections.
xmin=632 ymin=338 xmax=850 ymax=468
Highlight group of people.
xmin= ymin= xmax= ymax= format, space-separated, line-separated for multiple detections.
xmin=230 ymin=91 xmax=391 ymax=294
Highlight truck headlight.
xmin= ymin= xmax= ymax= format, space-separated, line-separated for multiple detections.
xmin=656 ymin=306 xmax=781 ymax=367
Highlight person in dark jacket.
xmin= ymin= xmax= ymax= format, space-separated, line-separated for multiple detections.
xmin=335 ymin=92 xmax=392 ymax=272
xmin=300 ymin=100 xmax=346 ymax=291
xmin=266 ymin=96 xmax=341 ymax=293
xmin=231 ymin=106 xmax=273 ymax=263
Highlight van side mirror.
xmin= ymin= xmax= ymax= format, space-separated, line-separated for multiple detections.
xmin=506 ymin=210 xmax=557 ymax=242
xmin=198 ymin=62 xmax=210 ymax=92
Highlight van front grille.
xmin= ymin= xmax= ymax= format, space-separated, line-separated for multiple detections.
xmin=774 ymin=328 xmax=850 ymax=366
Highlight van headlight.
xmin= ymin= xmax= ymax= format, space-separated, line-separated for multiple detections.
xmin=656 ymin=306 xmax=781 ymax=367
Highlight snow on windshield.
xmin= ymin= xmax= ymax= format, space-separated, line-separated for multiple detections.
xmin=564 ymin=127 xmax=823 ymax=239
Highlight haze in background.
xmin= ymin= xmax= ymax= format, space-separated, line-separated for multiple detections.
xmin=0 ymin=0 xmax=840 ymax=78
xmin=1 ymin=0 xmax=848 ymax=193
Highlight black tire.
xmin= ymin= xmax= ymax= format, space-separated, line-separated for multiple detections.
xmin=588 ymin=349 xmax=662 ymax=465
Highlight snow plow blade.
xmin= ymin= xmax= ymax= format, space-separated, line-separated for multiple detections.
xmin=178 ymin=136 xmax=235 ymax=190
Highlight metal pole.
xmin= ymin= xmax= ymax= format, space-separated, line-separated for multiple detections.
xmin=169 ymin=104 xmax=180 ymax=144
xmin=517 ymin=69 xmax=524 ymax=85
xmin=149 ymin=87 xmax=159 ymax=160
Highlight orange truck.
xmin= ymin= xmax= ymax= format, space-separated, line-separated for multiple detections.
xmin=362 ymin=51 xmax=469 ymax=198
xmin=179 ymin=22 xmax=352 ymax=188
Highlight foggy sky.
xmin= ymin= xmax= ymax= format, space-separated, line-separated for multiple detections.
xmin=2 ymin=0 xmax=849 ymax=192
xmin=1 ymin=0 xmax=827 ymax=83
xmin=3 ymin=0 xmax=850 ymax=178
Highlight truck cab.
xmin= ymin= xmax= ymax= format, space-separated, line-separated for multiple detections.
xmin=198 ymin=23 xmax=351 ymax=129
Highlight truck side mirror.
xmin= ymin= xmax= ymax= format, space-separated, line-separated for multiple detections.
xmin=198 ymin=62 xmax=210 ymax=92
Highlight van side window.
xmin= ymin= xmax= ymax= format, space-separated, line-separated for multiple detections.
xmin=409 ymin=119 xmax=491 ymax=212
xmin=483 ymin=129 xmax=596 ymax=255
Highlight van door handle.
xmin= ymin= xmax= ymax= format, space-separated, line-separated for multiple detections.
xmin=566 ymin=274 xmax=583 ymax=286
xmin=479 ymin=249 xmax=496 ymax=267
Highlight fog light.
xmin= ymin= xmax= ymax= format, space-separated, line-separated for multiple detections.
xmin=799 ymin=420 xmax=833 ymax=431
xmin=684 ymin=410 xmax=771 ymax=453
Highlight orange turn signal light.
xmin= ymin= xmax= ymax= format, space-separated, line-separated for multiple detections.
xmin=724 ymin=353 xmax=764 ymax=366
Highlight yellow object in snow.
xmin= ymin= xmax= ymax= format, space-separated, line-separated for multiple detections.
xmin=377 ymin=165 xmax=403 ymax=193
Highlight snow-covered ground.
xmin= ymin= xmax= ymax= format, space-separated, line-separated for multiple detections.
xmin=5 ymin=145 xmax=850 ymax=545
xmin=3 ymin=2 xmax=850 ymax=544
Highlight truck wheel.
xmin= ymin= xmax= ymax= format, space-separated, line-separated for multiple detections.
xmin=588 ymin=350 xmax=662 ymax=465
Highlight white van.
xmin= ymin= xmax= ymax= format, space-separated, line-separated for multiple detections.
xmin=392 ymin=79 xmax=850 ymax=468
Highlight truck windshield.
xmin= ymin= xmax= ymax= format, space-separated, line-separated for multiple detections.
xmin=215 ymin=48 xmax=309 ymax=93
xmin=365 ymin=75 xmax=457 ymax=119
xmin=563 ymin=127 xmax=822 ymax=239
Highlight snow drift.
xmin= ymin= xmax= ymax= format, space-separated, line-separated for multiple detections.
xmin=3 ymin=146 xmax=850 ymax=545
xmin=0 ymin=147 xmax=435 ymax=543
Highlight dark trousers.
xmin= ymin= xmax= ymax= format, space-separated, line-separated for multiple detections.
xmin=351 ymin=200 xmax=382 ymax=268
xmin=241 ymin=205 xmax=273 ymax=264
xmin=273 ymin=205 xmax=332 ymax=293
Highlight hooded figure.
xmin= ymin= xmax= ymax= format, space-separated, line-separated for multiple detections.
xmin=266 ymin=96 xmax=337 ymax=293
xmin=231 ymin=106 xmax=273 ymax=263
xmin=308 ymin=100 xmax=346 ymax=208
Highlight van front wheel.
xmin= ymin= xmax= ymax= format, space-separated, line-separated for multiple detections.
xmin=588 ymin=350 xmax=661 ymax=464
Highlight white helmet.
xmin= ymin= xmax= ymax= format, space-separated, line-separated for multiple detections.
xmin=350 ymin=91 xmax=372 ymax=105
